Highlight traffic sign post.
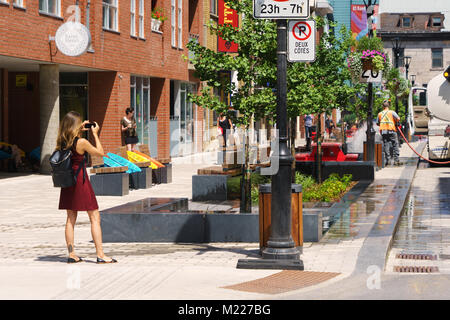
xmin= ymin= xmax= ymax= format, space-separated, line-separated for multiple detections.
xmin=238 ymin=1 xmax=306 ymax=271
xmin=254 ymin=0 xmax=309 ymax=19
xmin=288 ymin=20 xmax=316 ymax=62
xmin=360 ymin=69 xmax=382 ymax=83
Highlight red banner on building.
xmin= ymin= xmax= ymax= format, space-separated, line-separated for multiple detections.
xmin=218 ymin=0 xmax=238 ymax=53
xmin=351 ymin=4 xmax=379 ymax=40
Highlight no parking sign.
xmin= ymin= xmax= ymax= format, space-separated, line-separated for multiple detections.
xmin=288 ymin=20 xmax=316 ymax=62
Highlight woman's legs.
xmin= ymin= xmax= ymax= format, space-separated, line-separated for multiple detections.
xmin=126 ymin=144 xmax=132 ymax=151
xmin=87 ymin=209 xmax=112 ymax=260
xmin=65 ymin=210 xmax=80 ymax=260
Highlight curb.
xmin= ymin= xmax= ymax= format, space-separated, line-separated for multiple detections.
xmin=352 ymin=142 xmax=426 ymax=274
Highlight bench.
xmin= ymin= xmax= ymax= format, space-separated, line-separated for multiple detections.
xmin=90 ymin=155 xmax=129 ymax=196
xmin=139 ymin=145 xmax=172 ymax=184
xmin=116 ymin=146 xmax=152 ymax=189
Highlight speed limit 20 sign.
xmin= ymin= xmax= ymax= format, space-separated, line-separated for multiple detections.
xmin=288 ymin=20 xmax=316 ymax=62
xmin=254 ymin=0 xmax=310 ymax=19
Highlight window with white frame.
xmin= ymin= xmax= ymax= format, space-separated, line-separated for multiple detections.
xmin=14 ymin=0 xmax=24 ymax=7
xmin=138 ymin=0 xmax=144 ymax=38
xmin=130 ymin=0 xmax=136 ymax=36
xmin=39 ymin=0 xmax=61 ymax=16
xmin=210 ymin=0 xmax=217 ymax=15
xmin=103 ymin=0 xmax=118 ymax=31
xmin=178 ymin=0 xmax=182 ymax=48
xmin=0 ymin=0 xmax=8 ymax=4
xmin=171 ymin=0 xmax=176 ymax=47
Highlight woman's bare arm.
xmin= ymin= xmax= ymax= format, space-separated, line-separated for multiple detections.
xmin=76 ymin=122 xmax=105 ymax=157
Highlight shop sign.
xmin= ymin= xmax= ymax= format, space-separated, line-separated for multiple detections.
xmin=218 ymin=0 xmax=239 ymax=53
xmin=16 ymin=74 xmax=27 ymax=87
xmin=55 ymin=22 xmax=91 ymax=57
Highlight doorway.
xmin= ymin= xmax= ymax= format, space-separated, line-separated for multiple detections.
xmin=59 ymin=72 xmax=88 ymax=122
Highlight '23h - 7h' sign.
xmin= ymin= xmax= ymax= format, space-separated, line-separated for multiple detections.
xmin=253 ymin=0 xmax=310 ymax=19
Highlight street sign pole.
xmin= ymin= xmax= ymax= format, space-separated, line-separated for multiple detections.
xmin=262 ymin=19 xmax=303 ymax=265
xmin=237 ymin=17 xmax=303 ymax=270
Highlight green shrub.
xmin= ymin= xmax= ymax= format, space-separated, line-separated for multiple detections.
xmin=300 ymin=173 xmax=353 ymax=202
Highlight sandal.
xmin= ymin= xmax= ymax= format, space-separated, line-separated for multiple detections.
xmin=96 ymin=257 xmax=117 ymax=264
xmin=67 ymin=257 xmax=83 ymax=264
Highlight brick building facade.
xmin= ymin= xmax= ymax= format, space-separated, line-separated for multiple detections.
xmin=0 ymin=0 xmax=204 ymax=172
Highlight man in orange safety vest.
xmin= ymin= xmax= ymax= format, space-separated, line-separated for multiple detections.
xmin=377 ymin=100 xmax=402 ymax=166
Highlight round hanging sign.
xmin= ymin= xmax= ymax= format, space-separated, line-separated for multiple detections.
xmin=55 ymin=22 xmax=91 ymax=57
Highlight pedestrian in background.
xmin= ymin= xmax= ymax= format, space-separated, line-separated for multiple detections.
xmin=377 ymin=100 xmax=402 ymax=166
xmin=57 ymin=111 xmax=117 ymax=264
xmin=121 ymin=108 xmax=139 ymax=151
xmin=325 ymin=115 xmax=334 ymax=139
xmin=217 ymin=113 xmax=233 ymax=148
xmin=304 ymin=114 xmax=314 ymax=151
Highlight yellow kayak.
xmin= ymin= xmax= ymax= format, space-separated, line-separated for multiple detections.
xmin=127 ymin=151 xmax=159 ymax=169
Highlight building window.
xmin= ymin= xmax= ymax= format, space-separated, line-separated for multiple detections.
xmin=178 ymin=0 xmax=182 ymax=48
xmin=14 ymin=0 xmax=24 ymax=7
xmin=402 ymin=17 xmax=411 ymax=28
xmin=138 ymin=0 xmax=144 ymax=38
xmin=210 ymin=0 xmax=217 ymax=15
xmin=431 ymin=48 xmax=443 ymax=68
xmin=171 ymin=0 xmax=176 ymax=46
xmin=130 ymin=76 xmax=151 ymax=146
xmin=432 ymin=17 xmax=442 ymax=27
xmin=39 ymin=0 xmax=61 ymax=16
xmin=103 ymin=0 xmax=118 ymax=31
xmin=131 ymin=0 xmax=136 ymax=36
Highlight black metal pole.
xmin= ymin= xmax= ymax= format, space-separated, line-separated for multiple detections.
xmin=366 ymin=82 xmax=375 ymax=161
xmin=237 ymin=19 xmax=303 ymax=270
xmin=262 ymin=19 xmax=300 ymax=260
xmin=365 ymin=5 xmax=375 ymax=162
xmin=394 ymin=52 xmax=399 ymax=114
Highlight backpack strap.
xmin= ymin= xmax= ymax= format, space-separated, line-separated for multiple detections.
xmin=73 ymin=137 xmax=86 ymax=184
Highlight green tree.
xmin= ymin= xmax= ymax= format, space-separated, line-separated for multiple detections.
xmin=186 ymin=0 xmax=277 ymax=213
xmin=287 ymin=21 xmax=359 ymax=182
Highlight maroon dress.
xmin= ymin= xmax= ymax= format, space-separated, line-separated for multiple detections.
xmin=59 ymin=141 xmax=99 ymax=211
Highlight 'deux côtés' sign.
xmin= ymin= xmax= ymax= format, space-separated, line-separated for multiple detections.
xmin=287 ymin=20 xmax=315 ymax=62
xmin=253 ymin=0 xmax=309 ymax=19
xmin=218 ymin=0 xmax=239 ymax=53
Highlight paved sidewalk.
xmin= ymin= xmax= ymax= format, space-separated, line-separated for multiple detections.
xmin=0 ymin=141 xmax=436 ymax=299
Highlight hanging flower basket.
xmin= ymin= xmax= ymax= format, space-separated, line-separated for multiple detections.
xmin=361 ymin=58 xmax=373 ymax=71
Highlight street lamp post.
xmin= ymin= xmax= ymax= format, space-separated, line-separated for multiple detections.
xmin=391 ymin=37 xmax=403 ymax=115
xmin=410 ymin=74 xmax=416 ymax=86
xmin=404 ymin=56 xmax=412 ymax=141
xmin=237 ymin=19 xmax=303 ymax=270
xmin=365 ymin=0 xmax=378 ymax=162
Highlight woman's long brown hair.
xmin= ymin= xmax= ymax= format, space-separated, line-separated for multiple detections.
xmin=56 ymin=111 xmax=82 ymax=151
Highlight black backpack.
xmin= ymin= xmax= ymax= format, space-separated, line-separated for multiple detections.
xmin=49 ymin=141 xmax=85 ymax=188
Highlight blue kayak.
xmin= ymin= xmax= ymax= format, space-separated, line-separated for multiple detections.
xmin=106 ymin=153 xmax=141 ymax=173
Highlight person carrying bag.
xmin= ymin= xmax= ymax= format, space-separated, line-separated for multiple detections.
xmin=55 ymin=111 xmax=117 ymax=264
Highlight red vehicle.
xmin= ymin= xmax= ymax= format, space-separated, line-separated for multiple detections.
xmin=295 ymin=142 xmax=358 ymax=161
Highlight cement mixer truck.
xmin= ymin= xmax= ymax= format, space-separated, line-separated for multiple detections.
xmin=420 ymin=66 xmax=450 ymax=162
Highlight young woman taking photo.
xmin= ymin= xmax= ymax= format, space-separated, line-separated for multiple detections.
xmin=57 ymin=111 xmax=117 ymax=264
